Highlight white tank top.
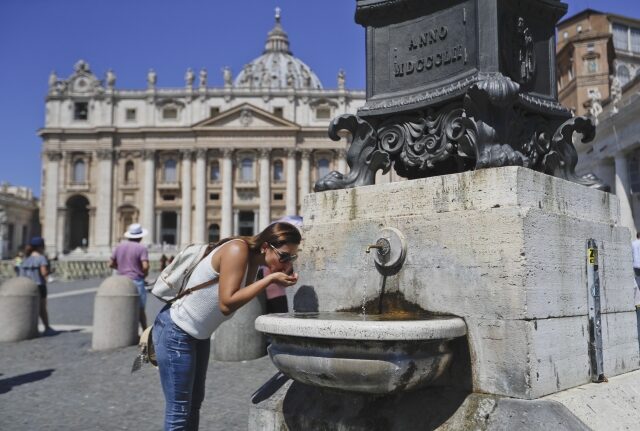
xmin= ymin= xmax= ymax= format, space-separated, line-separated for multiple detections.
xmin=170 ymin=239 xmax=249 ymax=339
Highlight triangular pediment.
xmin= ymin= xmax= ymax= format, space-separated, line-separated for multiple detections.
xmin=192 ymin=103 xmax=300 ymax=130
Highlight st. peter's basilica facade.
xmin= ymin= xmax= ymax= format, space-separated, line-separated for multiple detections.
xmin=39 ymin=12 xmax=367 ymax=257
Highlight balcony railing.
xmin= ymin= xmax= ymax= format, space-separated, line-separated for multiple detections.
xmin=157 ymin=181 xmax=180 ymax=191
xmin=234 ymin=180 xmax=257 ymax=190
xmin=68 ymin=182 xmax=90 ymax=192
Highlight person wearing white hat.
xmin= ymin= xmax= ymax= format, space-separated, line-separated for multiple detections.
xmin=110 ymin=223 xmax=150 ymax=330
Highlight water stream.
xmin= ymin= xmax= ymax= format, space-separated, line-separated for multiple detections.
xmin=361 ymin=252 xmax=372 ymax=318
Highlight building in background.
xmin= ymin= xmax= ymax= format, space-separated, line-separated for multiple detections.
xmin=556 ymin=9 xmax=640 ymax=116
xmin=0 ymin=184 xmax=39 ymax=259
xmin=38 ymin=11 xmax=369 ymax=257
xmin=562 ymin=11 xmax=640 ymax=234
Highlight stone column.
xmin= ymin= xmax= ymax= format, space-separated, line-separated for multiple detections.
xmin=300 ymin=150 xmax=311 ymax=202
xmin=142 ymin=150 xmax=156 ymax=244
xmin=94 ymin=149 xmax=113 ymax=254
xmin=194 ymin=149 xmax=207 ymax=243
xmin=87 ymin=207 xmax=96 ymax=250
xmin=259 ymin=149 xmax=271 ymax=230
xmin=176 ymin=212 xmax=181 ymax=246
xmin=221 ymin=149 xmax=234 ymax=238
xmin=155 ymin=211 xmax=161 ymax=245
xmin=44 ymin=151 xmax=62 ymax=255
xmin=233 ymin=209 xmax=240 ymax=236
xmin=180 ymin=150 xmax=192 ymax=247
xmin=286 ymin=149 xmax=297 ymax=215
xmin=56 ymin=208 xmax=66 ymax=254
xmin=337 ymin=149 xmax=348 ymax=175
xmin=615 ymin=153 xmax=636 ymax=234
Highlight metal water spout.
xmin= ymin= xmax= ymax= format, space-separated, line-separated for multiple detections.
xmin=365 ymin=238 xmax=391 ymax=255
xmin=366 ymin=228 xmax=407 ymax=276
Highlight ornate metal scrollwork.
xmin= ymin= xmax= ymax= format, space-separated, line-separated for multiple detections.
xmin=379 ymin=106 xmax=477 ymax=179
xmin=314 ymin=115 xmax=390 ymax=191
xmin=315 ymin=72 xmax=609 ymax=192
xmin=542 ymin=116 xmax=609 ymax=191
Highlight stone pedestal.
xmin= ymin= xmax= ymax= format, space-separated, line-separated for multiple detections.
xmin=0 ymin=277 xmax=40 ymax=342
xmin=92 ymin=275 xmax=139 ymax=350
xmin=213 ymin=294 xmax=266 ymax=361
xmin=250 ymin=167 xmax=640 ymax=428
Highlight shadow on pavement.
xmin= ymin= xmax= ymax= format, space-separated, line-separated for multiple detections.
xmin=0 ymin=369 xmax=55 ymax=394
xmin=41 ymin=329 xmax=82 ymax=337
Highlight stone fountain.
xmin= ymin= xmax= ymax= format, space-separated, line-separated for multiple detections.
xmin=250 ymin=1 xmax=640 ymax=429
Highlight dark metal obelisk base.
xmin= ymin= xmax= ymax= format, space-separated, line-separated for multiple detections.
xmin=315 ymin=0 xmax=608 ymax=192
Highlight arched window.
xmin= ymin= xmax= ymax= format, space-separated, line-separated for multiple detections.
xmin=317 ymin=158 xmax=330 ymax=179
xmin=164 ymin=159 xmax=177 ymax=182
xmin=618 ymin=65 xmax=631 ymax=86
xmin=273 ymin=160 xmax=284 ymax=182
xmin=241 ymin=158 xmax=253 ymax=181
xmin=208 ymin=223 xmax=220 ymax=243
xmin=73 ymin=159 xmax=86 ymax=183
xmin=210 ymin=161 xmax=220 ymax=182
xmin=124 ymin=161 xmax=134 ymax=184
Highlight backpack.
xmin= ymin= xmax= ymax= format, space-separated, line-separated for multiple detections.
xmin=151 ymin=243 xmax=217 ymax=302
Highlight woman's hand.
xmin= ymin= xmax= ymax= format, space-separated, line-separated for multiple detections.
xmin=268 ymin=271 xmax=299 ymax=287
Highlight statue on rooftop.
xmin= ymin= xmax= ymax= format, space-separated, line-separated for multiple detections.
xmin=106 ymin=69 xmax=116 ymax=89
xmin=199 ymin=68 xmax=207 ymax=89
xmin=610 ymin=75 xmax=622 ymax=114
xmin=223 ymin=66 xmax=232 ymax=88
xmin=147 ymin=69 xmax=157 ymax=88
xmin=48 ymin=71 xmax=57 ymax=93
xmin=185 ymin=68 xmax=194 ymax=88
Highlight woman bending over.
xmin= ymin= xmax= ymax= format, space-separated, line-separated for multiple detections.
xmin=152 ymin=222 xmax=301 ymax=430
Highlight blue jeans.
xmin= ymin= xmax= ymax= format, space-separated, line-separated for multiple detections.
xmin=132 ymin=278 xmax=147 ymax=308
xmin=153 ymin=305 xmax=210 ymax=431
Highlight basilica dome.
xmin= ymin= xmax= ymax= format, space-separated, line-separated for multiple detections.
xmin=234 ymin=10 xmax=323 ymax=90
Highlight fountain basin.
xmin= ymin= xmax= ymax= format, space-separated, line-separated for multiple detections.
xmin=255 ymin=312 xmax=467 ymax=394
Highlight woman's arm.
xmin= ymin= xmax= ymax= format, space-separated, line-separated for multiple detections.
xmin=217 ymin=242 xmax=296 ymax=315
xmin=39 ymin=260 xmax=50 ymax=279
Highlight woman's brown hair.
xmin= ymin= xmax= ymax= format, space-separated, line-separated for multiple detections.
xmin=210 ymin=222 xmax=301 ymax=254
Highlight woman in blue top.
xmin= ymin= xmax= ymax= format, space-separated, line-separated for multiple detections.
xmin=19 ymin=237 xmax=55 ymax=335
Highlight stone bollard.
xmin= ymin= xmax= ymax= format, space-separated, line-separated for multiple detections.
xmin=213 ymin=294 xmax=266 ymax=361
xmin=92 ymin=275 xmax=140 ymax=350
xmin=0 ymin=277 xmax=40 ymax=342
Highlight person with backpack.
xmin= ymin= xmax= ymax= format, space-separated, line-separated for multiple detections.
xmin=19 ymin=237 xmax=55 ymax=335
xmin=152 ymin=221 xmax=301 ymax=430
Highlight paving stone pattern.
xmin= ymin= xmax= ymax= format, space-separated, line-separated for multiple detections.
xmin=0 ymin=277 xmax=280 ymax=431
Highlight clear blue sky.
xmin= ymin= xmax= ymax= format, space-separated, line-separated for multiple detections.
xmin=1 ymin=0 xmax=639 ymax=197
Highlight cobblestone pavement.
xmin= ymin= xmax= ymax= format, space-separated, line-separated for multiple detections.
xmin=0 ymin=276 xmax=280 ymax=431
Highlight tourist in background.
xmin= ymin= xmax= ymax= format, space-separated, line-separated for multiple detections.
xmin=160 ymin=254 xmax=168 ymax=271
xmin=110 ymin=223 xmax=150 ymax=331
xmin=19 ymin=237 xmax=55 ymax=335
xmin=152 ymin=222 xmax=300 ymax=430
xmin=13 ymin=250 xmax=23 ymax=276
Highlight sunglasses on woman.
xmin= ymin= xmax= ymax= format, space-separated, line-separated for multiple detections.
xmin=269 ymin=243 xmax=298 ymax=263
